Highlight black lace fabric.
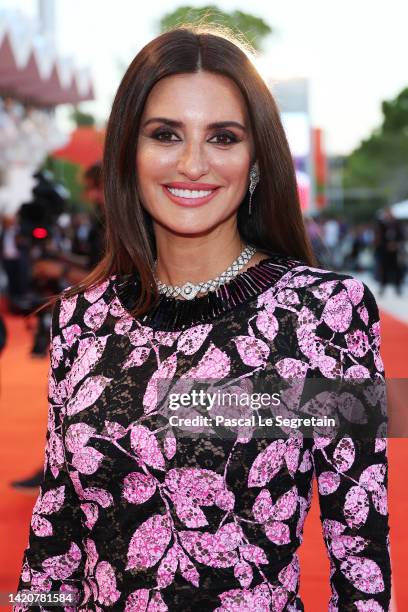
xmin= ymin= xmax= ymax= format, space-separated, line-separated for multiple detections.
xmin=14 ymin=254 xmax=391 ymax=611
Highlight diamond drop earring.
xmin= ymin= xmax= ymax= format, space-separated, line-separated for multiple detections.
xmin=248 ymin=161 xmax=260 ymax=215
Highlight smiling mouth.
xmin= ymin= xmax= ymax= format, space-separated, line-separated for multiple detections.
xmin=163 ymin=184 xmax=220 ymax=207
xmin=166 ymin=187 xmax=215 ymax=199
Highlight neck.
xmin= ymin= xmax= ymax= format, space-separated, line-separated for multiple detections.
xmin=153 ymin=217 xmax=254 ymax=286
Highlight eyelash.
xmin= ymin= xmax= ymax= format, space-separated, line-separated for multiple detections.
xmin=150 ymin=129 xmax=240 ymax=145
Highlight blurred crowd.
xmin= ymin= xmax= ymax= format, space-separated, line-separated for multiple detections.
xmin=305 ymin=210 xmax=407 ymax=293
xmin=0 ymin=162 xmax=105 ymax=357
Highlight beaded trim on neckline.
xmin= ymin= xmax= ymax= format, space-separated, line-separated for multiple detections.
xmin=114 ymin=253 xmax=301 ymax=331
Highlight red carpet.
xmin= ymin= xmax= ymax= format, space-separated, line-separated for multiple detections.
xmin=0 ymin=310 xmax=406 ymax=610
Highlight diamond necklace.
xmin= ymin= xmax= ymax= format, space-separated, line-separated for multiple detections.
xmin=154 ymin=244 xmax=257 ymax=300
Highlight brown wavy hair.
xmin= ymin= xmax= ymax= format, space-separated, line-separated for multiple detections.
xmin=61 ymin=26 xmax=316 ymax=317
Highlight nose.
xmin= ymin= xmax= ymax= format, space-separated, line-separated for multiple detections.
xmin=176 ymin=142 xmax=209 ymax=180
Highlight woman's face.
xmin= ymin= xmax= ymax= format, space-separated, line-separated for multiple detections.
xmin=136 ymin=71 xmax=254 ymax=236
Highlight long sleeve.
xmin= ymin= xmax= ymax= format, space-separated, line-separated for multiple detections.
xmin=310 ymin=280 xmax=391 ymax=611
xmin=14 ymin=297 xmax=84 ymax=610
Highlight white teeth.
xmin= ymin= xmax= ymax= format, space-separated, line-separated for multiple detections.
xmin=167 ymin=187 xmax=214 ymax=198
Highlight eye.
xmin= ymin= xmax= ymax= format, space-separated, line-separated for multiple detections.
xmin=151 ymin=129 xmax=180 ymax=142
xmin=208 ymin=131 xmax=240 ymax=145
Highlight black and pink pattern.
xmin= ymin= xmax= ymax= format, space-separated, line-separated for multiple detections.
xmin=15 ymin=255 xmax=391 ymax=611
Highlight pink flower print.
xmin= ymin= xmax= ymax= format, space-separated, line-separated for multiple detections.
xmin=322 ymin=290 xmax=353 ymax=332
xmin=163 ymin=432 xmax=177 ymax=460
xmin=84 ymin=280 xmax=110 ymax=304
xmin=298 ymin=450 xmax=312 ymax=473
xmin=340 ymin=556 xmax=384 ymax=593
xmin=286 ymin=274 xmax=319 ymax=289
xmin=238 ymin=544 xmax=268 ymax=565
xmin=248 ymin=439 xmax=286 ymax=487
xmin=358 ymin=464 xmax=386 ymax=492
xmin=372 ymin=486 xmax=388 ymax=515
xmin=256 ymin=310 xmax=279 ymax=341
xmin=343 ymin=486 xmax=369 ymax=528
xmin=252 ymin=489 xmax=274 ymax=522
xmin=343 ymin=278 xmax=364 ymax=306
xmin=31 ymin=514 xmax=53 ymax=537
xmin=234 ymin=561 xmax=253 ymax=588
xmin=42 ymin=542 xmax=82 ymax=580
xmin=257 ymin=287 xmax=277 ymax=311
xmin=157 ymin=544 xmax=179 ymax=588
xmin=214 ymin=489 xmax=235 ymax=511
xmin=71 ymin=470 xmax=114 ymax=508
xmin=69 ymin=336 xmax=109 ymax=391
xmin=72 ymin=447 xmax=104 ymax=475
xmin=130 ymin=425 xmax=166 ymax=471
xmin=278 ymin=554 xmax=299 ymax=592
xmin=124 ymin=346 xmax=151 ymax=368
xmin=275 ymin=288 xmax=300 ymax=306
xmin=126 ymin=514 xmax=172 ymax=570
xmin=83 ymin=298 xmax=109 ymax=331
xmin=122 ymin=472 xmax=157 ymax=505
xmin=183 ymin=343 xmax=231 ymax=379
xmin=104 ymin=420 xmax=127 ymax=440
xmin=154 ymin=330 xmax=181 ymax=347
xmin=333 ymin=438 xmax=355 ymax=472
xmin=318 ymin=471 xmax=341 ymax=495
xmin=143 ymin=354 xmax=178 ymax=414
xmin=94 ymin=561 xmax=121 ymax=606
xmin=65 ymin=423 xmax=96 ymax=454
xmin=296 ymin=307 xmax=325 ymax=361
xmin=311 ymin=280 xmax=338 ymax=300
xmin=114 ymin=316 xmax=134 ymax=335
xmin=147 ymin=591 xmax=168 ymax=611
xmin=322 ymin=519 xmax=347 ymax=539
xmin=125 ymin=589 xmax=150 ymax=612
xmin=346 ymin=329 xmax=370 ymax=358
xmin=176 ymin=324 xmax=213 ymax=355
xmin=177 ymin=545 xmax=200 ymax=586
xmin=268 ymin=486 xmax=298 ymax=520
xmin=129 ymin=326 xmax=154 ymax=346
xmin=178 ymin=527 xmax=240 ymax=568
xmin=59 ymin=294 xmax=78 ymax=328
xmin=109 ymin=296 xmax=127 ymax=318
xmin=354 ymin=599 xmax=385 ymax=611
xmin=165 ymin=468 xmax=229 ymax=528
xmin=329 ymin=535 xmax=368 ymax=560
xmin=275 ymin=358 xmax=309 ymax=379
xmin=51 ymin=335 xmax=64 ymax=369
xmin=47 ymin=431 xmax=64 ymax=478
xmin=358 ymin=304 xmax=369 ymax=326
xmin=233 ymin=336 xmax=270 ymax=368
xmin=81 ymin=503 xmax=99 ymax=530
xmin=67 ymin=375 xmax=112 ymax=416
xmin=344 ymin=365 xmax=371 ymax=379
xmin=216 ymin=582 xmax=273 ymax=612
xmin=62 ymin=324 xmax=82 ymax=347
xmin=265 ymin=521 xmax=291 ymax=545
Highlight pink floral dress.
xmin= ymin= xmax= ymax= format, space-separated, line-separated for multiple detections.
xmin=14 ymin=254 xmax=391 ymax=611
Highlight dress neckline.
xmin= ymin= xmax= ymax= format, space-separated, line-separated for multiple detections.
xmin=114 ymin=252 xmax=300 ymax=331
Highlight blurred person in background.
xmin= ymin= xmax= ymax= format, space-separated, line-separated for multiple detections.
xmin=0 ymin=213 xmax=31 ymax=311
xmin=82 ymin=161 xmax=106 ymax=269
xmin=374 ymin=206 xmax=405 ymax=295
xmin=10 ymin=162 xmax=106 ymax=492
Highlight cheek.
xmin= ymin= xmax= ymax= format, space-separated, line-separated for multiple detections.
xmin=136 ymin=143 xmax=177 ymax=185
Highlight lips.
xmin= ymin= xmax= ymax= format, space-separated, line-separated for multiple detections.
xmin=162 ymin=182 xmax=220 ymax=207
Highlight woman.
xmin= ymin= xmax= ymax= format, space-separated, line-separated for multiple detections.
xmin=15 ymin=28 xmax=390 ymax=611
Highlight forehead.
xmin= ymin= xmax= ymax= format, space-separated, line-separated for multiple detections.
xmin=141 ymin=71 xmax=248 ymax=123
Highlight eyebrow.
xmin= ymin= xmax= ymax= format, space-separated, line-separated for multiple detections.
xmin=142 ymin=117 xmax=247 ymax=131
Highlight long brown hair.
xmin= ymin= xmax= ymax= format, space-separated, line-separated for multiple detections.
xmin=61 ymin=26 xmax=316 ymax=317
